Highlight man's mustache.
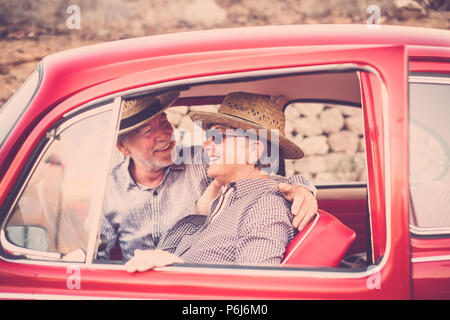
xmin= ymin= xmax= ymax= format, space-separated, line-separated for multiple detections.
xmin=153 ymin=140 xmax=174 ymax=152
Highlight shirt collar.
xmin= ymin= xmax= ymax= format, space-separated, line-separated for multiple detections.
xmin=118 ymin=157 xmax=185 ymax=192
xmin=224 ymin=177 xmax=278 ymax=199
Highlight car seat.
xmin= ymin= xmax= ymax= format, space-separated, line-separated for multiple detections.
xmin=281 ymin=209 xmax=356 ymax=267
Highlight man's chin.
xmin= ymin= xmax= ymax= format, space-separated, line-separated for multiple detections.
xmin=156 ymin=156 xmax=174 ymax=169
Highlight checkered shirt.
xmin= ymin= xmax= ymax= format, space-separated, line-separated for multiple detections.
xmin=157 ymin=178 xmax=295 ymax=266
xmin=99 ymin=146 xmax=315 ymax=261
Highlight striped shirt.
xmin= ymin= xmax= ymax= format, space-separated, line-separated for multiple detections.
xmin=99 ymin=146 xmax=316 ymax=261
xmin=158 ymin=178 xmax=294 ymax=266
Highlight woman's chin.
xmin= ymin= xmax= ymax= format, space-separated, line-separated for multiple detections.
xmin=207 ymin=164 xmax=223 ymax=179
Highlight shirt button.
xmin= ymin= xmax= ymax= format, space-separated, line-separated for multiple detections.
xmin=153 ymin=190 xmax=158 ymax=196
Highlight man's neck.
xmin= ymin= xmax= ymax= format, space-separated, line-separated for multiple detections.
xmin=129 ymin=160 xmax=167 ymax=189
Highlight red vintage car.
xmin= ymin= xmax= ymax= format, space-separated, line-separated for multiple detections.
xmin=0 ymin=24 xmax=449 ymax=300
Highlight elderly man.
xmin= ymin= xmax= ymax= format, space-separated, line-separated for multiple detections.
xmin=99 ymin=90 xmax=317 ymax=261
xmin=125 ymin=92 xmax=310 ymax=271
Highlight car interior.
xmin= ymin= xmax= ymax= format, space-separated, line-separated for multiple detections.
xmin=2 ymin=66 xmax=379 ymax=272
xmin=101 ymin=68 xmax=373 ymax=270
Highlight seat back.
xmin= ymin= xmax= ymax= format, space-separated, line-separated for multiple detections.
xmin=282 ymin=209 xmax=356 ymax=267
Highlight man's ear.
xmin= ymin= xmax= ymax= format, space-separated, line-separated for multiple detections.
xmin=116 ymin=136 xmax=130 ymax=156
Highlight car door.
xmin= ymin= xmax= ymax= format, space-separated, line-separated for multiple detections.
xmin=408 ymin=52 xmax=450 ymax=300
xmin=0 ymin=44 xmax=409 ymax=299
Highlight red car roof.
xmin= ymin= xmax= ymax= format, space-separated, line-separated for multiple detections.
xmin=1 ymin=24 xmax=448 ymax=178
xmin=42 ymin=24 xmax=448 ymax=105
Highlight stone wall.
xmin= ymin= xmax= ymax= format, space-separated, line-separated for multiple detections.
xmin=166 ymin=103 xmax=366 ymax=185
xmin=284 ymin=103 xmax=366 ymax=184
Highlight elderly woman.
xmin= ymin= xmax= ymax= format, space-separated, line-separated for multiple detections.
xmin=125 ymin=92 xmax=309 ymax=272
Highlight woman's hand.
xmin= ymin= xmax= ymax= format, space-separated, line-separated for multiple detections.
xmin=125 ymin=249 xmax=183 ymax=273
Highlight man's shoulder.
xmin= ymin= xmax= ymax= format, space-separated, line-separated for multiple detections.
xmin=109 ymin=159 xmax=129 ymax=186
xmin=251 ymin=179 xmax=290 ymax=210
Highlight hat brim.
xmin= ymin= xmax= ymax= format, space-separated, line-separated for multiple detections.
xmin=189 ymin=111 xmax=304 ymax=159
xmin=119 ymin=90 xmax=179 ymax=135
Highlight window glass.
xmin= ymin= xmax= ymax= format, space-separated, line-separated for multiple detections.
xmin=409 ymin=80 xmax=450 ymax=230
xmin=0 ymin=68 xmax=40 ymax=147
xmin=283 ymin=103 xmax=366 ymax=185
xmin=4 ymin=107 xmax=112 ymax=261
xmin=96 ymin=71 xmax=366 ymax=269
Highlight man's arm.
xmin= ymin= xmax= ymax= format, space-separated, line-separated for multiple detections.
xmin=269 ymin=174 xmax=318 ymax=231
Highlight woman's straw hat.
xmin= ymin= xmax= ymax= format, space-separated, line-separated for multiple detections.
xmin=189 ymin=92 xmax=304 ymax=159
xmin=119 ymin=90 xmax=179 ymax=134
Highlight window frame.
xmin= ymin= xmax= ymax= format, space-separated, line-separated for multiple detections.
xmin=85 ymin=63 xmax=390 ymax=279
xmin=0 ymin=63 xmax=391 ymax=281
xmin=408 ymin=74 xmax=450 ymax=237
xmin=0 ymin=99 xmax=120 ymax=263
xmin=0 ymin=63 xmax=43 ymax=148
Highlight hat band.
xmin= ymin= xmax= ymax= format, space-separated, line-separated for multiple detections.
xmin=220 ymin=112 xmax=265 ymax=127
xmin=120 ymin=100 xmax=163 ymax=131
xmin=220 ymin=112 xmax=282 ymax=136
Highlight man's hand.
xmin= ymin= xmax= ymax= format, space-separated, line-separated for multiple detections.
xmin=279 ymin=183 xmax=318 ymax=231
xmin=195 ymin=179 xmax=223 ymax=215
xmin=125 ymin=249 xmax=183 ymax=273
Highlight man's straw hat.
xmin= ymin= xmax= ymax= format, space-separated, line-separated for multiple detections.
xmin=119 ymin=90 xmax=179 ymax=134
xmin=189 ymin=92 xmax=304 ymax=159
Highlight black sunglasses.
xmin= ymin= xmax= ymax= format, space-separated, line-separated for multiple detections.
xmin=205 ymin=129 xmax=252 ymax=145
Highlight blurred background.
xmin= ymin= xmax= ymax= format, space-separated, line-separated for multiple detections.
xmin=0 ymin=0 xmax=448 ymax=185
xmin=0 ymin=0 xmax=448 ymax=108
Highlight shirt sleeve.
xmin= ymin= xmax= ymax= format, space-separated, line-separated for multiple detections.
xmin=235 ymin=189 xmax=294 ymax=266
xmin=157 ymin=214 xmax=207 ymax=254
xmin=96 ymin=208 xmax=119 ymax=260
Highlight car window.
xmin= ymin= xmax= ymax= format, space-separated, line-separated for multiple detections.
xmin=95 ymin=69 xmax=372 ymax=270
xmin=0 ymin=68 xmax=41 ymax=147
xmin=283 ymin=103 xmax=366 ymax=186
xmin=409 ymin=77 xmax=450 ymax=232
xmin=3 ymin=106 xmax=113 ymax=262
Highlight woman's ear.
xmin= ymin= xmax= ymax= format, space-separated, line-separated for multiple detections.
xmin=248 ymin=140 xmax=264 ymax=165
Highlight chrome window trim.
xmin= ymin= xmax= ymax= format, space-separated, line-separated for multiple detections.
xmin=0 ymin=103 xmax=114 ymax=261
xmin=85 ymin=97 xmax=122 ymax=264
xmin=408 ymin=76 xmax=450 ymax=237
xmin=0 ymin=63 xmax=43 ymax=147
xmin=411 ymin=255 xmax=450 ymax=263
xmin=408 ymin=76 xmax=450 ymax=85
xmin=410 ymin=225 xmax=450 ymax=236
xmin=357 ymin=70 xmax=376 ymax=264
xmin=0 ymin=63 xmax=391 ymax=281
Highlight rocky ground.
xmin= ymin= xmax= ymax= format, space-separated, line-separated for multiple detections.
xmin=0 ymin=0 xmax=448 ymax=107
